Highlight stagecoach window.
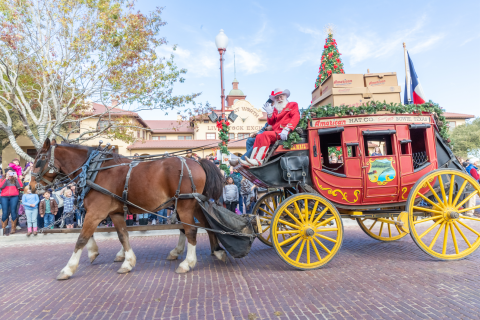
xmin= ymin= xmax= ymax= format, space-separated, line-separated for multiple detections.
xmin=319 ymin=132 xmax=345 ymax=174
xmin=410 ymin=128 xmax=428 ymax=169
xmin=346 ymin=145 xmax=357 ymax=157
xmin=364 ymin=135 xmax=393 ymax=156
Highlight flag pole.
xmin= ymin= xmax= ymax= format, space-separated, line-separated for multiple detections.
xmin=403 ymin=42 xmax=412 ymax=104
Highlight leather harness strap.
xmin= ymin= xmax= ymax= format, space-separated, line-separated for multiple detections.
xmin=122 ymin=161 xmax=139 ymax=219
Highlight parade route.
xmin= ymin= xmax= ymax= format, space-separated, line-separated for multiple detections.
xmin=0 ymin=224 xmax=479 ymax=320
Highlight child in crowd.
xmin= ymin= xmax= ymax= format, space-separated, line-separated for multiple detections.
xmin=21 ymin=186 xmax=39 ymax=236
xmin=8 ymin=159 xmax=23 ymax=179
xmin=23 ymin=162 xmax=33 ymax=187
xmin=240 ymin=177 xmax=255 ymax=214
xmin=39 ymin=191 xmax=58 ymax=230
xmin=223 ymin=177 xmax=239 ymax=213
xmin=60 ymin=187 xmax=75 ymax=229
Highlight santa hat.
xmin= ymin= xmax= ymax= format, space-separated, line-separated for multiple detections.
xmin=269 ymin=88 xmax=290 ymax=100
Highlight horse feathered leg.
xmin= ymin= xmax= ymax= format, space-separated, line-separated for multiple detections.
xmin=110 ymin=213 xmax=136 ymax=273
xmin=57 ymin=215 xmax=103 ymax=280
xmin=86 ymin=236 xmax=99 ymax=263
xmin=167 ymin=230 xmax=186 ymax=260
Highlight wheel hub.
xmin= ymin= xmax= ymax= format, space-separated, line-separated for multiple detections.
xmin=446 ymin=210 xmax=459 ymax=220
xmin=305 ymin=228 xmax=315 ymax=237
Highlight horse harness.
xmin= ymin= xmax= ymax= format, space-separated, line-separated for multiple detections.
xmin=34 ymin=145 xmax=255 ymax=238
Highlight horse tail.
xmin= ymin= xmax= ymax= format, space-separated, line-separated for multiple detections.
xmin=199 ymin=159 xmax=224 ymax=200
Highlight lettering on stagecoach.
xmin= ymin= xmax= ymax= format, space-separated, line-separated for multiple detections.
xmin=314 ymin=115 xmax=430 ymax=127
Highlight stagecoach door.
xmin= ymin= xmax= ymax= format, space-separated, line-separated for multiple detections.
xmin=360 ymin=127 xmax=400 ymax=202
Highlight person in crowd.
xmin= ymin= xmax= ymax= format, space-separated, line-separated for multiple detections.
xmin=185 ymin=149 xmax=193 ymax=159
xmin=59 ymin=186 xmax=75 ymax=229
xmin=126 ymin=214 xmax=134 ymax=226
xmin=22 ymin=186 xmax=39 ymax=236
xmin=51 ymin=187 xmax=65 ymax=228
xmin=371 ymin=147 xmax=383 ymax=156
xmin=240 ymin=177 xmax=255 ymax=214
xmin=8 ymin=159 xmax=23 ymax=179
xmin=39 ymin=190 xmax=58 ymax=231
xmin=229 ymin=169 xmax=243 ymax=212
xmin=0 ymin=168 xmax=23 ymax=234
xmin=35 ymin=189 xmax=46 ymax=229
xmin=466 ymin=157 xmax=479 ymax=182
xmin=223 ymin=177 xmax=239 ymax=213
xmin=138 ymin=212 xmax=149 ymax=225
xmin=23 ymin=162 xmax=33 ymax=187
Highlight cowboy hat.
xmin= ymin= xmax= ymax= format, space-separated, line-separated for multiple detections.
xmin=269 ymin=88 xmax=290 ymax=100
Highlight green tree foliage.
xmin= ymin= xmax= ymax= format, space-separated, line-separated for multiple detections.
xmin=450 ymin=118 xmax=480 ymax=158
xmin=314 ymin=31 xmax=345 ymax=88
xmin=0 ymin=0 xmax=199 ymax=161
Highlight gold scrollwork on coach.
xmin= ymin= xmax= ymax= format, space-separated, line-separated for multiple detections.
xmin=315 ymin=177 xmax=360 ymax=203
xmin=401 ymin=187 xmax=408 ymax=199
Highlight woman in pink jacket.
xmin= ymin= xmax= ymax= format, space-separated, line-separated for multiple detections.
xmin=1 ymin=168 xmax=23 ymax=234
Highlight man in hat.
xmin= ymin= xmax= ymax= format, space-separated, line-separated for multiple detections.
xmin=239 ymin=88 xmax=300 ymax=167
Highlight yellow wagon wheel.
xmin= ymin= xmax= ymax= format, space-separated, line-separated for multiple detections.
xmin=271 ymin=193 xmax=343 ymax=270
xmin=357 ymin=216 xmax=408 ymax=241
xmin=407 ymin=169 xmax=480 ymax=260
xmin=252 ymin=190 xmax=285 ymax=247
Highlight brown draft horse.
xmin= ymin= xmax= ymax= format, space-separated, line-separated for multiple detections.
xmin=30 ymin=138 xmax=225 ymax=280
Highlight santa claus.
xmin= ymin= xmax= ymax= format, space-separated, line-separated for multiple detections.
xmin=239 ymin=88 xmax=300 ymax=167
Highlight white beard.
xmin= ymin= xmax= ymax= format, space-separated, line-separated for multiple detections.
xmin=275 ymin=100 xmax=288 ymax=112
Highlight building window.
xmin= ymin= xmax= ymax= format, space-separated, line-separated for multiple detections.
xmin=449 ymin=121 xmax=456 ymax=130
xmin=27 ymin=149 xmax=37 ymax=159
xmin=97 ymin=120 xmax=110 ymax=131
xmin=238 ymin=133 xmax=250 ymax=139
xmin=178 ymin=136 xmax=192 ymax=140
xmin=137 ymin=130 xmax=140 ymax=138
xmin=203 ymin=120 xmax=209 ymax=123
xmin=229 ymin=133 xmax=235 ymax=140
xmin=152 ymin=136 xmax=158 ymax=140
xmin=159 ymin=136 xmax=166 ymax=140
xmin=206 ymin=133 xmax=216 ymax=140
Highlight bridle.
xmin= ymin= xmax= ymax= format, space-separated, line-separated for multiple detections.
xmin=32 ymin=145 xmax=80 ymax=190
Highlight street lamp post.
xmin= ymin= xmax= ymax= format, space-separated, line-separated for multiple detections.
xmin=215 ymin=29 xmax=228 ymax=120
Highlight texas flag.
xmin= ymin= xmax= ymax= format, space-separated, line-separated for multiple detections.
xmin=404 ymin=52 xmax=426 ymax=105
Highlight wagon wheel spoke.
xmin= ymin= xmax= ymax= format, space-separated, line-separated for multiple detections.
xmin=412 ymin=206 xmax=443 ymax=215
xmin=387 ymin=222 xmax=392 ymax=238
xmin=263 ymin=200 xmax=275 ymax=214
xmin=450 ymin=222 xmax=459 ymax=254
xmin=458 ymin=205 xmax=480 ymax=214
xmin=258 ymin=207 xmax=272 ymax=216
xmin=442 ymin=222 xmax=449 ymax=255
xmin=285 ymin=238 xmax=302 ymax=257
xmin=453 ymin=221 xmax=472 ymax=248
xmin=425 ymin=181 xmax=445 ymax=209
xmin=456 ymin=190 xmax=479 ymax=210
xmin=313 ymin=236 xmax=331 ymax=254
xmin=413 ymin=216 xmax=442 ymax=225
xmin=417 ymin=193 xmax=444 ymax=211
xmin=378 ymin=222 xmax=384 ymax=237
xmin=295 ymin=239 xmax=306 ymax=262
xmin=278 ymin=234 xmax=301 ymax=247
xmin=368 ymin=220 xmax=377 ymax=231
xmin=438 ymin=175 xmax=448 ymax=207
xmin=452 ymin=180 xmax=468 ymax=208
xmin=428 ymin=221 xmax=446 ymax=249
xmin=309 ymin=201 xmax=320 ymax=223
xmin=315 ymin=233 xmax=337 ymax=243
xmin=316 ymin=216 xmax=335 ymax=228
xmin=312 ymin=207 xmax=329 ymax=225
xmin=448 ymin=174 xmax=455 ymax=206
xmin=294 ymin=201 xmax=306 ymax=224
xmin=310 ymin=238 xmax=322 ymax=261
xmin=419 ymin=218 xmax=444 ymax=239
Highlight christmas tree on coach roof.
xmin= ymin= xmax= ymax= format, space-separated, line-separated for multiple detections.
xmin=315 ymin=26 xmax=345 ymax=88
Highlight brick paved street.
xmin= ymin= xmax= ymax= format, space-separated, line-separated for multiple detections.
xmin=0 ymin=225 xmax=479 ymax=320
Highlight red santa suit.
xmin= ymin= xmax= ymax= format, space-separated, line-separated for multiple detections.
xmin=245 ymin=101 xmax=300 ymax=166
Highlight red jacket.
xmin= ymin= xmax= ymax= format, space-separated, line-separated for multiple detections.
xmin=267 ymin=102 xmax=300 ymax=134
xmin=0 ymin=178 xmax=23 ymax=197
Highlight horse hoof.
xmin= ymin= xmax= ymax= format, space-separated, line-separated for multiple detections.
xmin=175 ymin=266 xmax=189 ymax=274
xmin=89 ymin=253 xmax=99 ymax=264
xmin=56 ymin=272 xmax=71 ymax=280
xmin=214 ymin=250 xmax=227 ymax=262
xmin=117 ymin=268 xmax=131 ymax=274
xmin=114 ymin=256 xmax=125 ymax=262
xmin=166 ymin=254 xmax=178 ymax=261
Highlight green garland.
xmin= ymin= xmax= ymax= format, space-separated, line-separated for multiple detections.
xmin=216 ymin=120 xmax=231 ymax=174
xmin=282 ymin=100 xmax=449 ymax=149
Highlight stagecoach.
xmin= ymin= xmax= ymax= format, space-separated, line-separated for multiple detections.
xmin=234 ymin=112 xmax=480 ymax=270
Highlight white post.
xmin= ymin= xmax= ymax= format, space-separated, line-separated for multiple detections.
xmin=403 ymin=42 xmax=412 ymax=104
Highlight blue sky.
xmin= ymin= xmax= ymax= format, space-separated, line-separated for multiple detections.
xmin=136 ymin=0 xmax=480 ymax=120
